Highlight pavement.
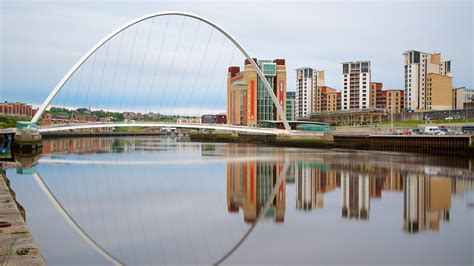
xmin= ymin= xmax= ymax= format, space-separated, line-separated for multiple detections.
xmin=0 ymin=169 xmax=46 ymax=265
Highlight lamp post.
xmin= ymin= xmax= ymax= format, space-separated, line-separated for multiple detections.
xmin=385 ymin=108 xmax=393 ymax=134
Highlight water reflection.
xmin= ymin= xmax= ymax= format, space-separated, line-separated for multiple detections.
xmin=4 ymin=137 xmax=474 ymax=265
xmin=227 ymin=158 xmax=286 ymax=223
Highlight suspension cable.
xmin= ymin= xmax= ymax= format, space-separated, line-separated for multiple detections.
xmin=184 ymin=29 xmax=213 ymax=117
xmin=144 ymin=16 xmax=170 ymax=115
xmin=171 ymin=21 xmax=201 ymax=115
xmin=94 ymin=42 xmax=111 ymax=111
xmin=119 ymin=24 xmax=139 ymax=111
xmin=107 ymin=32 xmax=124 ymax=111
xmin=198 ymin=36 xmax=226 ymax=116
xmin=158 ymin=16 xmax=186 ymax=114
xmin=84 ymin=52 xmax=97 ymax=110
xmin=212 ymin=46 xmax=237 ymax=114
xmin=132 ymin=18 xmax=155 ymax=112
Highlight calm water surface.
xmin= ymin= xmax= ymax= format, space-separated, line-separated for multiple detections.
xmin=5 ymin=137 xmax=474 ymax=265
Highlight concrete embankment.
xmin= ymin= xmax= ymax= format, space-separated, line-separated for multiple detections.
xmin=189 ymin=132 xmax=334 ymax=148
xmin=333 ymin=134 xmax=474 ymax=156
xmin=189 ymin=131 xmax=473 ymax=156
xmin=0 ymin=169 xmax=45 ymax=265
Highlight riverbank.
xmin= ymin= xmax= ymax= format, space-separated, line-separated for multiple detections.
xmin=34 ymin=130 xmax=474 ymax=156
xmin=189 ymin=131 xmax=474 ymax=156
xmin=0 ymin=169 xmax=45 ymax=265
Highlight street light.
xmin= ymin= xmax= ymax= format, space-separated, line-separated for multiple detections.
xmin=385 ymin=108 xmax=393 ymax=134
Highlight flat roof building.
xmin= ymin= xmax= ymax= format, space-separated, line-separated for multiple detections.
xmin=341 ymin=61 xmax=371 ymax=110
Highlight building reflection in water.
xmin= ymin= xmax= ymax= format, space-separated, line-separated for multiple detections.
xmin=341 ymin=173 xmax=370 ymax=219
xmin=226 ymin=148 xmax=285 ymax=223
xmin=404 ymin=175 xmax=451 ymax=233
xmin=295 ymin=163 xmax=338 ymax=211
xmin=42 ymin=138 xmax=114 ymax=154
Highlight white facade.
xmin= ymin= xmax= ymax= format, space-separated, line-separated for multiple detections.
xmin=403 ymin=50 xmax=452 ymax=111
xmin=341 ymin=61 xmax=371 ymax=110
xmin=295 ymin=67 xmax=324 ymax=118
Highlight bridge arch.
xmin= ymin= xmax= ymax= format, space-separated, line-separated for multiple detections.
xmin=31 ymin=11 xmax=291 ymax=131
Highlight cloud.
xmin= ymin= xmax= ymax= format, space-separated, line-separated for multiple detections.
xmin=1 ymin=1 xmax=472 ymax=113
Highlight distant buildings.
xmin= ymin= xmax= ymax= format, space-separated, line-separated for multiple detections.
xmin=295 ymin=67 xmax=325 ymax=118
xmin=286 ymin=91 xmax=296 ymax=121
xmin=341 ymin=61 xmax=371 ymax=110
xmin=403 ymin=51 xmax=452 ymax=111
xmin=201 ymin=114 xmax=227 ymax=124
xmin=0 ymin=101 xmax=36 ymax=118
xmin=176 ymin=117 xmax=201 ymax=124
xmin=452 ymin=87 xmax=474 ymax=110
xmin=227 ymin=58 xmax=286 ymax=126
xmin=223 ymin=49 xmax=470 ymax=123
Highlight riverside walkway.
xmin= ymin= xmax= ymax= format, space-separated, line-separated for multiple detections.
xmin=0 ymin=169 xmax=45 ymax=265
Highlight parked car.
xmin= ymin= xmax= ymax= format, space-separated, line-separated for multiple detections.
xmin=424 ymin=126 xmax=444 ymax=135
xmin=412 ymin=128 xmax=423 ymax=135
xmin=461 ymin=126 xmax=474 ymax=134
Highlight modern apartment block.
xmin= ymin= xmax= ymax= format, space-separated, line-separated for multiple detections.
xmin=341 ymin=61 xmax=371 ymax=110
xmin=227 ymin=58 xmax=286 ymax=126
xmin=319 ymin=86 xmax=340 ymax=111
xmin=403 ymin=51 xmax=452 ymax=111
xmin=368 ymin=82 xmax=404 ymax=113
xmin=385 ymin=90 xmax=405 ymax=114
xmin=286 ymin=91 xmax=296 ymax=121
xmin=370 ymin=82 xmax=383 ymax=108
xmin=295 ymin=68 xmax=325 ymax=118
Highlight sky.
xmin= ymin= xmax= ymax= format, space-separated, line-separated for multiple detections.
xmin=1 ymin=0 xmax=473 ymax=115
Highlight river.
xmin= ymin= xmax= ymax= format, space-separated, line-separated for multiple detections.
xmin=5 ymin=137 xmax=474 ymax=265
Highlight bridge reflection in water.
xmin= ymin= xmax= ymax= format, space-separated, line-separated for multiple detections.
xmin=3 ymin=137 xmax=474 ymax=265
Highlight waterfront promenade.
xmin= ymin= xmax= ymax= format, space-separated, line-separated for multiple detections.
xmin=0 ymin=169 xmax=45 ymax=265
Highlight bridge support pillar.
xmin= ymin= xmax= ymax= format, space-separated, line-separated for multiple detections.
xmin=12 ymin=122 xmax=42 ymax=154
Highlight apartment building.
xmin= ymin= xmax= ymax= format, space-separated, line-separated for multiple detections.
xmin=295 ymin=68 xmax=325 ymax=118
xmin=0 ymin=101 xmax=36 ymax=118
xmin=369 ymin=82 xmax=383 ymax=108
xmin=319 ymin=86 xmax=340 ymax=111
xmin=426 ymin=73 xmax=452 ymax=110
xmin=341 ymin=61 xmax=371 ymax=110
xmin=403 ymin=50 xmax=452 ymax=111
xmin=227 ymin=58 xmax=286 ymax=126
xmin=385 ymin=90 xmax=405 ymax=114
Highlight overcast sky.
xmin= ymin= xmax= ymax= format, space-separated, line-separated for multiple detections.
xmin=1 ymin=0 xmax=472 ymax=115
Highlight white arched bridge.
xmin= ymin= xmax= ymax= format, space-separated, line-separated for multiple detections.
xmin=14 ymin=10 xmax=303 ymax=265
xmin=30 ymin=11 xmax=293 ymax=135
xmin=38 ymin=122 xmax=286 ymax=135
